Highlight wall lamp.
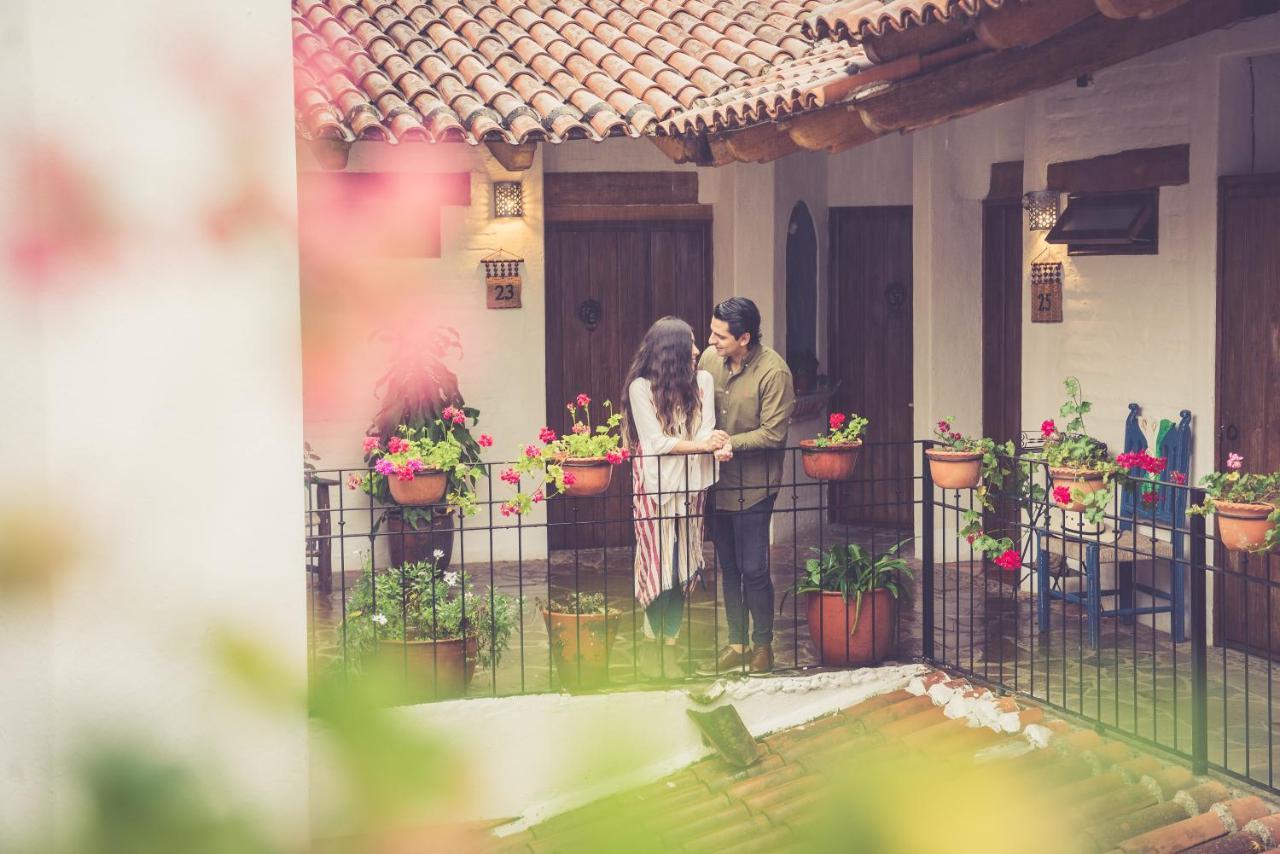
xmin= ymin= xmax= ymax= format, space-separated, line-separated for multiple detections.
xmin=1023 ymin=190 xmax=1060 ymax=231
xmin=494 ymin=181 xmax=523 ymax=218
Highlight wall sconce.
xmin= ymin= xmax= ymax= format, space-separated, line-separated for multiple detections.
xmin=1023 ymin=190 xmax=1059 ymax=231
xmin=493 ymin=181 xmax=523 ymax=218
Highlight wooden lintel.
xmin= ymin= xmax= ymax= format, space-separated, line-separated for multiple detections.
xmin=857 ymin=0 xmax=1280 ymax=136
xmin=545 ymin=172 xmax=698 ymax=207
xmin=1047 ymin=144 xmax=1190 ymax=193
xmin=485 ymin=141 xmax=538 ymax=171
xmin=976 ymin=0 xmax=1098 ymax=49
xmin=545 ymin=204 xmax=713 ymax=222
xmin=1095 ymin=0 xmax=1191 ymax=19
xmin=719 ymin=123 xmax=800 ymax=163
xmin=863 ymin=15 xmax=971 ymax=64
xmin=786 ymin=105 xmax=879 ymax=153
xmin=988 ymin=160 xmax=1025 ymax=201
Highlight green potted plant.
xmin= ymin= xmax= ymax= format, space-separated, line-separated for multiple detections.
xmin=537 ymin=592 xmax=622 ymax=689
xmin=1189 ymin=453 xmax=1280 ymax=552
xmin=926 ymin=418 xmax=1010 ymax=490
xmin=353 ymin=327 xmax=489 ymax=571
xmin=503 ymin=395 xmax=628 ymax=512
xmin=358 ymin=417 xmax=485 ymax=511
xmin=339 ymin=555 xmax=517 ymax=703
xmin=800 ymin=412 xmax=868 ymax=481
xmin=784 ymin=540 xmax=912 ymax=666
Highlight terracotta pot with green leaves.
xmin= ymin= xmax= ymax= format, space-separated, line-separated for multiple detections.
xmin=800 ymin=412 xmax=868 ymax=481
xmin=926 ymin=418 xmax=1011 ymax=490
xmin=339 ymin=556 xmax=518 ymax=704
xmin=539 ymin=593 xmax=622 ymax=690
xmin=784 ymin=540 xmax=912 ymax=666
xmin=501 ymin=395 xmax=630 ymax=514
xmin=1189 ymin=454 xmax=1280 ymax=553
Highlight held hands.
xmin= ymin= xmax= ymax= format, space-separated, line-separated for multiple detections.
xmin=706 ymin=430 xmax=731 ymax=452
xmin=713 ymin=440 xmax=734 ymax=463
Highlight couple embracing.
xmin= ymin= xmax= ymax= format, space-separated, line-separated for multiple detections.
xmin=621 ymin=297 xmax=796 ymax=678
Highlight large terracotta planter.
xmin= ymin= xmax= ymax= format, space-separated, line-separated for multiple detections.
xmin=377 ymin=635 xmax=476 ymax=703
xmin=805 ymin=589 xmax=897 ymax=666
xmin=387 ymin=469 xmax=448 ymax=506
xmin=1216 ymin=501 xmax=1277 ymax=553
xmin=926 ymin=449 xmax=982 ymax=490
xmin=561 ymin=457 xmax=613 ymax=497
xmin=1049 ymin=467 xmax=1106 ymax=513
xmin=800 ymin=439 xmax=862 ymax=481
xmin=544 ymin=609 xmax=622 ymax=689
xmin=383 ymin=510 xmax=454 ymax=573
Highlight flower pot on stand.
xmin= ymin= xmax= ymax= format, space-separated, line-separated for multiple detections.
xmin=387 ymin=469 xmax=448 ymax=506
xmin=561 ymin=457 xmax=613 ymax=497
xmin=384 ymin=510 xmax=454 ymax=574
xmin=1215 ymin=501 xmax=1277 ymax=553
xmin=805 ymin=589 xmax=897 ymax=666
xmin=377 ymin=635 xmax=476 ymax=703
xmin=800 ymin=439 xmax=862 ymax=481
xmin=925 ymin=449 xmax=983 ymax=489
xmin=544 ymin=609 xmax=622 ymax=689
xmin=1049 ymin=467 xmax=1106 ymax=513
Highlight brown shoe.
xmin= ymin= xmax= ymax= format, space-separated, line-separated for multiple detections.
xmin=697 ymin=645 xmax=749 ymax=676
xmin=748 ymin=644 xmax=774 ymax=674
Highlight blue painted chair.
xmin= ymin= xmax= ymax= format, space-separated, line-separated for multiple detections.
xmin=1034 ymin=405 xmax=1192 ymax=648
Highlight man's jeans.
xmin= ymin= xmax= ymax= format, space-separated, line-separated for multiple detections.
xmin=710 ymin=493 xmax=777 ymax=647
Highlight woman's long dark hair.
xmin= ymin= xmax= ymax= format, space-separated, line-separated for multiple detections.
xmin=621 ymin=316 xmax=701 ymax=450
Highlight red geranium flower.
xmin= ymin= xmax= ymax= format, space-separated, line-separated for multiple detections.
xmin=830 ymin=413 xmax=847 ymax=432
xmin=523 ymin=444 xmax=541 ymax=459
xmin=538 ymin=426 xmax=557 ymax=444
xmin=1052 ymin=485 xmax=1073 ymax=505
xmin=937 ymin=420 xmax=951 ymax=434
xmin=1142 ymin=491 xmax=1159 ymax=505
xmin=361 ymin=436 xmax=380 ymax=453
xmin=478 ymin=434 xmax=493 ymax=448
xmin=1170 ymin=471 xmax=1187 ymax=485
xmin=575 ymin=393 xmax=591 ymax=408
xmin=562 ymin=471 xmax=577 ymax=487
xmin=531 ymin=490 xmax=544 ymax=503
xmin=605 ymin=450 xmax=624 ymax=465
xmin=500 ymin=468 xmax=520 ymax=485
xmin=994 ymin=549 xmax=1021 ymax=571
xmin=1041 ymin=419 xmax=1056 ymax=438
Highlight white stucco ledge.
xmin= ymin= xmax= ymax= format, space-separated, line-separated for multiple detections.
xmin=309 ymin=663 xmax=926 ymax=835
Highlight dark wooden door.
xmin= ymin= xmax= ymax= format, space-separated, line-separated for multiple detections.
xmin=982 ymin=199 xmax=1024 ymax=542
xmin=545 ymin=220 xmax=712 ymax=550
xmin=828 ymin=207 xmax=914 ymax=527
xmin=1216 ymin=173 xmax=1280 ymax=654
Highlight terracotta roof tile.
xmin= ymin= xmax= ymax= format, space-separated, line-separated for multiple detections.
xmin=292 ymin=0 xmax=833 ymax=145
xmin=802 ymin=0 xmax=1015 ymax=41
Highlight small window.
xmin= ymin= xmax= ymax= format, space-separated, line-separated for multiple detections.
xmin=1045 ymin=189 xmax=1158 ymax=256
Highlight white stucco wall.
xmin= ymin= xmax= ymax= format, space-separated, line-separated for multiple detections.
xmin=1 ymin=0 xmax=307 ymax=845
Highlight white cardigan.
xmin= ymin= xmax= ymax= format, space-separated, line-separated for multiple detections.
xmin=628 ymin=372 xmax=718 ymax=512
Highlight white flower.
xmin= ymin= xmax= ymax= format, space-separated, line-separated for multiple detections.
xmin=432 ymin=549 xmax=445 ymax=560
xmin=371 ymin=613 xmax=388 ymax=626
xmin=443 ymin=571 xmax=460 ymax=588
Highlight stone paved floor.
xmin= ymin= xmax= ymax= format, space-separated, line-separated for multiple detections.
xmin=307 ymin=526 xmax=1280 ymax=792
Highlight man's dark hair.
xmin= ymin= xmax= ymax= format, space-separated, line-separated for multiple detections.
xmin=712 ymin=297 xmax=762 ymax=348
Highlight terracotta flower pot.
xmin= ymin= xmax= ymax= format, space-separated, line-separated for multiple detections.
xmin=561 ymin=457 xmax=613 ymax=497
xmin=1215 ymin=501 xmax=1277 ymax=553
xmin=1049 ymin=467 xmax=1106 ymax=513
xmin=383 ymin=511 xmax=454 ymax=574
xmin=377 ymin=635 xmax=476 ymax=703
xmin=926 ymin=449 xmax=983 ymax=490
xmin=544 ymin=609 xmax=622 ymax=689
xmin=805 ymin=589 xmax=897 ymax=666
xmin=387 ymin=469 xmax=448 ymax=506
xmin=800 ymin=439 xmax=862 ymax=481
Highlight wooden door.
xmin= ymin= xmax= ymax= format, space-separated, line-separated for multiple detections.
xmin=828 ymin=207 xmax=914 ymax=527
xmin=544 ymin=220 xmax=712 ymax=550
xmin=981 ymin=199 xmax=1024 ymax=542
xmin=1216 ymin=174 xmax=1280 ymax=654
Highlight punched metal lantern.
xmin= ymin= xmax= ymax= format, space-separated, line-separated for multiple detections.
xmin=493 ymin=181 xmax=523 ymax=218
xmin=1024 ymin=190 xmax=1060 ymax=231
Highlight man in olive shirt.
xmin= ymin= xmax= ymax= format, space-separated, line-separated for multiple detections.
xmin=698 ymin=297 xmax=796 ymax=674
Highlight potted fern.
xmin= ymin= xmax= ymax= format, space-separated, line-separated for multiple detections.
xmin=1189 ymin=453 xmax=1280 ymax=552
xmin=785 ymin=540 xmax=912 ymax=666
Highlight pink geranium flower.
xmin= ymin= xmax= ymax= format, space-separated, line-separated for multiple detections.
xmin=1227 ymin=452 xmax=1244 ymax=471
xmin=524 ymin=444 xmax=541 ymax=459
xmin=937 ymin=419 xmax=951 ymax=434
xmin=500 ymin=468 xmax=520 ymax=485
xmin=576 ymin=393 xmax=591 ymax=407
xmin=562 ymin=471 xmax=577 ymax=487
xmin=605 ymin=450 xmax=624 ymax=465
xmin=538 ymin=426 xmax=557 ymax=444
xmin=571 ymin=422 xmax=588 ymax=435
xmin=478 ymin=434 xmax=493 ymax=447
xmin=346 ymin=473 xmax=362 ymax=490
xmin=531 ymin=490 xmax=544 ymax=503
xmin=362 ymin=436 xmax=380 ymax=453
xmin=1170 ymin=471 xmax=1187 ymax=485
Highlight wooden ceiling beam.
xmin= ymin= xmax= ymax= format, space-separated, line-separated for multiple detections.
xmin=648 ymin=134 xmax=706 ymax=165
xmin=857 ymin=0 xmax=1279 ymax=136
xmin=863 ymin=16 xmax=972 ymax=64
xmin=1095 ymin=0 xmax=1191 ymax=20
xmin=719 ymin=123 xmax=801 ymax=163
xmin=485 ymin=141 xmax=538 ymax=171
xmin=975 ymin=0 xmax=1098 ymax=49
xmin=785 ymin=105 xmax=879 ymax=153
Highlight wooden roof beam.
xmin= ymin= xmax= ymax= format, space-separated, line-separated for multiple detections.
xmin=485 ymin=141 xmax=538 ymax=171
xmin=976 ymin=0 xmax=1099 ymax=49
xmin=1095 ymin=0 xmax=1192 ymax=20
xmin=857 ymin=0 xmax=1280 ymax=136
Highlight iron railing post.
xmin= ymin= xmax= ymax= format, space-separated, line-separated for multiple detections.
xmin=1190 ymin=489 xmax=1208 ymax=776
xmin=921 ymin=442 xmax=935 ymax=662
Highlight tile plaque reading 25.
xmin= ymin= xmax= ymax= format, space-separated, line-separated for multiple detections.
xmin=1030 ymin=262 xmax=1063 ymax=323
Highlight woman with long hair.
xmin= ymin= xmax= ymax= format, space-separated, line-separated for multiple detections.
xmin=622 ymin=317 xmax=725 ymax=678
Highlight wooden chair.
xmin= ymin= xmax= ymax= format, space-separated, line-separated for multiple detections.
xmin=1035 ymin=405 xmax=1192 ymax=647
